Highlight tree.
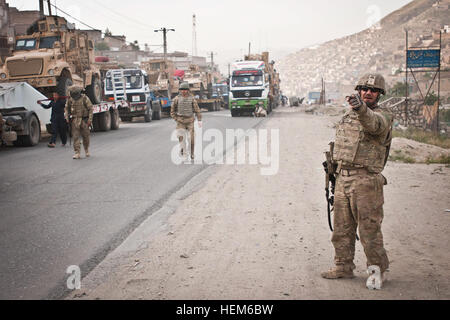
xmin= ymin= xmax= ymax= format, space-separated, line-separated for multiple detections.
xmin=424 ymin=91 xmax=438 ymax=106
xmin=104 ymin=28 xmax=112 ymax=37
xmin=95 ymin=42 xmax=110 ymax=51
xmin=130 ymin=40 xmax=140 ymax=51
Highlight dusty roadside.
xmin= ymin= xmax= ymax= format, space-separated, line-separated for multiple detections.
xmin=69 ymin=107 xmax=450 ymax=300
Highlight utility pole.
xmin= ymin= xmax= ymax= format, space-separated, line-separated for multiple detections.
xmin=47 ymin=0 xmax=52 ymax=16
xmin=154 ymin=27 xmax=175 ymax=64
xmin=208 ymin=52 xmax=217 ymax=72
xmin=192 ymin=14 xmax=198 ymax=59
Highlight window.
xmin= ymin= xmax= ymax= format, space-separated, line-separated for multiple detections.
xmin=15 ymin=39 xmax=36 ymax=50
xmin=39 ymin=36 xmax=61 ymax=49
xmin=231 ymin=75 xmax=263 ymax=87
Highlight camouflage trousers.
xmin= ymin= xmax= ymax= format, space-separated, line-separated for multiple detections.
xmin=331 ymin=171 xmax=389 ymax=273
xmin=176 ymin=118 xmax=195 ymax=156
xmin=72 ymin=118 xmax=90 ymax=154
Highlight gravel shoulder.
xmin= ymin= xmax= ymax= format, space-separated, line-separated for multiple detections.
xmin=68 ymin=107 xmax=450 ymax=300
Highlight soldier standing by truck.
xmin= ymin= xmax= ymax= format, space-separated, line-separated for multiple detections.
xmin=321 ymin=74 xmax=393 ymax=290
xmin=170 ymin=82 xmax=202 ymax=160
xmin=65 ymin=86 xmax=93 ymax=159
xmin=38 ymin=92 xmax=67 ymax=148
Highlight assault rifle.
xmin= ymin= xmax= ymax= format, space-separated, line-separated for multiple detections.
xmin=322 ymin=142 xmax=336 ymax=233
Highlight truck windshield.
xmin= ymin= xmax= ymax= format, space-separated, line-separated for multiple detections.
xmin=106 ymin=75 xmax=143 ymax=90
xmin=231 ymin=75 xmax=263 ymax=87
xmin=39 ymin=36 xmax=61 ymax=49
xmin=15 ymin=39 xmax=37 ymax=50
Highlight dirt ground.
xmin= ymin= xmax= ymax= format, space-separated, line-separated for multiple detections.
xmin=69 ymin=107 xmax=450 ymax=300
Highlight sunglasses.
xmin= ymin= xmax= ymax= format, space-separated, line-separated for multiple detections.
xmin=359 ymin=86 xmax=383 ymax=93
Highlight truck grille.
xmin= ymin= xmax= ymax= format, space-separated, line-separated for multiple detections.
xmin=231 ymin=90 xmax=262 ymax=98
xmin=7 ymin=59 xmax=43 ymax=77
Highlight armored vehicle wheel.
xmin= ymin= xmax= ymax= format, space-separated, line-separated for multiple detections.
xmin=56 ymin=76 xmax=73 ymax=96
xmin=14 ymin=114 xmax=40 ymax=147
xmin=98 ymin=111 xmax=111 ymax=131
xmin=92 ymin=114 xmax=100 ymax=132
xmin=86 ymin=77 xmax=102 ymax=104
xmin=111 ymin=109 xmax=120 ymax=130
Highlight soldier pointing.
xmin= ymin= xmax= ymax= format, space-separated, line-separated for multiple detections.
xmin=65 ymin=86 xmax=93 ymax=159
xmin=170 ymin=82 xmax=202 ymax=161
xmin=321 ymin=74 xmax=393 ymax=290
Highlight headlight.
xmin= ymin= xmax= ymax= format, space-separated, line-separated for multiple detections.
xmin=0 ymin=73 xmax=6 ymax=79
xmin=48 ymin=69 xmax=54 ymax=76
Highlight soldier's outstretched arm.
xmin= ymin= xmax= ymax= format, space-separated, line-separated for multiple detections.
xmin=193 ymin=99 xmax=202 ymax=121
xmin=355 ymin=103 xmax=392 ymax=136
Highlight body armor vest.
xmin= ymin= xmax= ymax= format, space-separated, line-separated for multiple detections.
xmin=69 ymin=95 xmax=90 ymax=118
xmin=333 ymin=108 xmax=392 ymax=174
xmin=177 ymin=96 xmax=194 ymax=117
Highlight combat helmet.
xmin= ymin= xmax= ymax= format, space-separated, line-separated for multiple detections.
xmin=179 ymin=82 xmax=190 ymax=90
xmin=355 ymin=73 xmax=386 ymax=95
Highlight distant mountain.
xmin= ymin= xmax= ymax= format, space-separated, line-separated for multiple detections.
xmin=278 ymin=0 xmax=449 ymax=100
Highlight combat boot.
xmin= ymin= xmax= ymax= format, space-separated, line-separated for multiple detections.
xmin=321 ymin=265 xmax=355 ymax=279
xmin=366 ymin=265 xmax=387 ymax=290
xmin=85 ymin=149 xmax=90 ymax=158
xmin=73 ymin=153 xmax=81 ymax=159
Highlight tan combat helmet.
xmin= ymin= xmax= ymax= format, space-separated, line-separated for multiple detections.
xmin=69 ymin=85 xmax=83 ymax=93
xmin=355 ymin=73 xmax=386 ymax=95
xmin=179 ymin=82 xmax=190 ymax=90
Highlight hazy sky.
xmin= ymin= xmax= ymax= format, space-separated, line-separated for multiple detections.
xmin=7 ymin=0 xmax=412 ymax=72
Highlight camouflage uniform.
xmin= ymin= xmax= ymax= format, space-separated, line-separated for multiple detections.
xmin=324 ymin=74 xmax=393 ymax=278
xmin=170 ymin=93 xmax=202 ymax=158
xmin=65 ymin=87 xmax=93 ymax=158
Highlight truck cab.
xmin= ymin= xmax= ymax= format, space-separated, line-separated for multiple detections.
xmin=104 ymin=68 xmax=161 ymax=122
xmin=229 ymin=61 xmax=270 ymax=116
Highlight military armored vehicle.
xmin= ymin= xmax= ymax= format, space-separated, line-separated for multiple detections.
xmin=0 ymin=15 xmax=102 ymax=104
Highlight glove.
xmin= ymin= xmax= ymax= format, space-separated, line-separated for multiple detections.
xmin=347 ymin=94 xmax=363 ymax=110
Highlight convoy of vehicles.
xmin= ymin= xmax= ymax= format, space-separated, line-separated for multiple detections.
xmin=0 ymin=13 xmax=267 ymax=148
xmin=229 ymin=52 xmax=280 ymax=117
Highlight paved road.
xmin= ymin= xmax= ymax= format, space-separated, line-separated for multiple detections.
xmin=0 ymin=110 xmax=265 ymax=299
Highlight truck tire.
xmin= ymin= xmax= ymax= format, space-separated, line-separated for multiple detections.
xmin=14 ymin=114 xmax=40 ymax=147
xmin=111 ymin=109 xmax=120 ymax=130
xmin=56 ymin=76 xmax=73 ymax=96
xmin=152 ymin=102 xmax=161 ymax=120
xmin=98 ymin=111 xmax=111 ymax=131
xmin=144 ymin=104 xmax=152 ymax=123
xmin=92 ymin=114 xmax=100 ymax=132
xmin=86 ymin=77 xmax=102 ymax=104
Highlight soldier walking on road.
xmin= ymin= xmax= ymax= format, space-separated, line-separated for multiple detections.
xmin=65 ymin=86 xmax=93 ymax=159
xmin=321 ymin=74 xmax=393 ymax=290
xmin=170 ymin=82 xmax=202 ymax=160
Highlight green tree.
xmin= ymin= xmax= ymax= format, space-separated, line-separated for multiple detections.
xmin=424 ymin=91 xmax=438 ymax=106
xmin=130 ymin=40 xmax=140 ymax=51
xmin=104 ymin=28 xmax=112 ymax=37
xmin=388 ymin=82 xmax=408 ymax=97
xmin=95 ymin=42 xmax=110 ymax=51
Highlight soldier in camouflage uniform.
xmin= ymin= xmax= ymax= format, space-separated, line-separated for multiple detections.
xmin=170 ymin=82 xmax=202 ymax=160
xmin=65 ymin=86 xmax=93 ymax=159
xmin=321 ymin=74 xmax=393 ymax=289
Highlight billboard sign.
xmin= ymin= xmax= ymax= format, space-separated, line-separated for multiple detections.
xmin=407 ymin=49 xmax=440 ymax=68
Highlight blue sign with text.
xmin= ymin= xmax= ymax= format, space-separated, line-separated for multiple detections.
xmin=407 ymin=49 xmax=440 ymax=68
